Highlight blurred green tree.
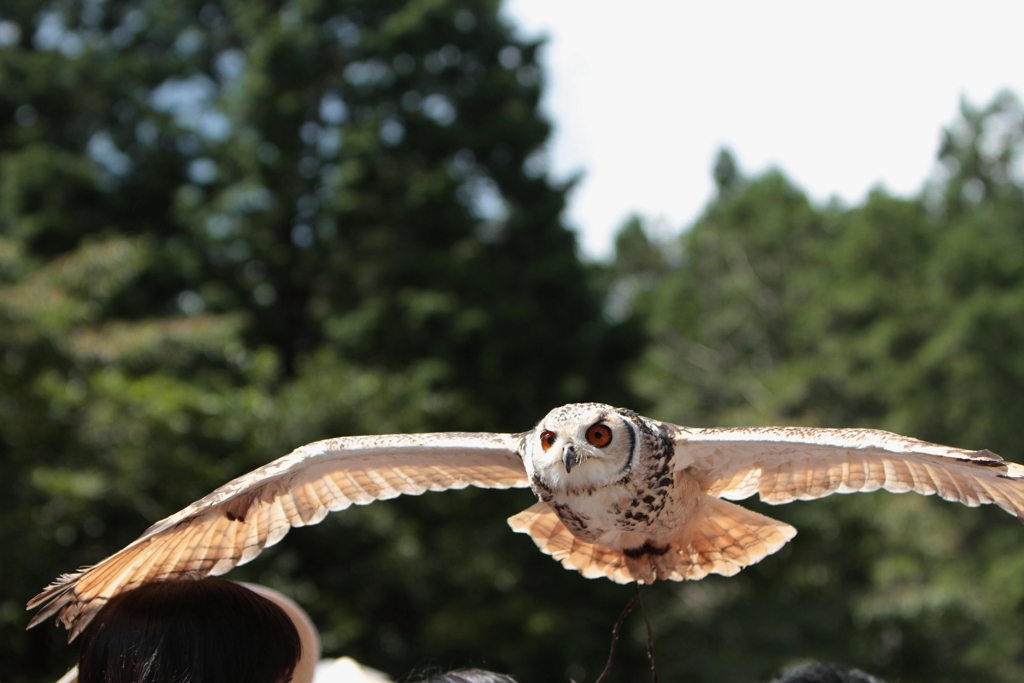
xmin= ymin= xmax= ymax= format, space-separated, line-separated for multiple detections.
xmin=8 ymin=0 xmax=1024 ymax=680
xmin=0 ymin=1 xmax=640 ymax=681
xmin=613 ymin=93 xmax=1024 ymax=682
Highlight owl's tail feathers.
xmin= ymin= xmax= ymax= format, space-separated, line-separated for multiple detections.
xmin=507 ymin=497 xmax=795 ymax=585
xmin=508 ymin=502 xmax=636 ymax=584
xmin=655 ymin=495 xmax=796 ymax=581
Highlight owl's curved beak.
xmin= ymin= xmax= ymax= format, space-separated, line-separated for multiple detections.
xmin=563 ymin=443 xmax=585 ymax=473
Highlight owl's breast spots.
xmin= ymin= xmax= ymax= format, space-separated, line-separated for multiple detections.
xmin=552 ymin=501 xmax=590 ymax=532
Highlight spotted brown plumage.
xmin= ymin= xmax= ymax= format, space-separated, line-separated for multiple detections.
xmin=29 ymin=402 xmax=1024 ymax=639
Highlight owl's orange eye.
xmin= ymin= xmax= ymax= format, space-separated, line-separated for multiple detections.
xmin=540 ymin=430 xmax=557 ymax=451
xmin=586 ymin=423 xmax=612 ymax=448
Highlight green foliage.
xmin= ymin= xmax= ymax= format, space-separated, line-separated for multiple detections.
xmin=6 ymin=0 xmax=1024 ymax=680
xmin=1 ymin=2 xmax=639 ymax=681
xmin=614 ymin=94 xmax=1024 ymax=682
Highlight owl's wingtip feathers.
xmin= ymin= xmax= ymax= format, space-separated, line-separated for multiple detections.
xmin=26 ymin=569 xmax=90 ymax=633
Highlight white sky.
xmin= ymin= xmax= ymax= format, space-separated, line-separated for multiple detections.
xmin=502 ymin=0 xmax=1024 ymax=258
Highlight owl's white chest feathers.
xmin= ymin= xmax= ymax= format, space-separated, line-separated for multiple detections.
xmin=540 ymin=472 xmax=703 ymax=549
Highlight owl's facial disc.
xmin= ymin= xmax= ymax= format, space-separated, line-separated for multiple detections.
xmin=531 ymin=403 xmax=637 ymax=489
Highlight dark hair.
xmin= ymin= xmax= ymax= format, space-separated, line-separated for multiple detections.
xmin=77 ymin=578 xmax=301 ymax=683
xmin=417 ymin=669 xmax=517 ymax=683
xmin=772 ymin=663 xmax=884 ymax=683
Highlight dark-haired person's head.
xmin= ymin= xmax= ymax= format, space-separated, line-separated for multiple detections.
xmin=417 ymin=669 xmax=517 ymax=683
xmin=77 ymin=577 xmax=302 ymax=683
xmin=771 ymin=663 xmax=885 ymax=683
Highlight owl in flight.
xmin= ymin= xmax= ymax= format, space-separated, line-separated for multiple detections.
xmin=29 ymin=402 xmax=1024 ymax=640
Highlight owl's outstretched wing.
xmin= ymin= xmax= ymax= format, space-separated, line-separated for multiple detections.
xmin=28 ymin=432 xmax=528 ymax=640
xmin=671 ymin=425 xmax=1024 ymax=517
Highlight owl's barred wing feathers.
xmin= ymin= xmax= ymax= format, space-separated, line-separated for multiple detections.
xmin=673 ymin=425 xmax=1024 ymax=516
xmin=28 ymin=432 xmax=527 ymax=640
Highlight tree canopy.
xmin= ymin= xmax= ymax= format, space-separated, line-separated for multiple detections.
xmin=612 ymin=92 xmax=1024 ymax=682
xmin=4 ymin=1 xmax=1024 ymax=681
xmin=1 ymin=1 xmax=637 ymax=680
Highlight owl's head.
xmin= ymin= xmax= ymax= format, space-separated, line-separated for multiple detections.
xmin=524 ymin=403 xmax=641 ymax=491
